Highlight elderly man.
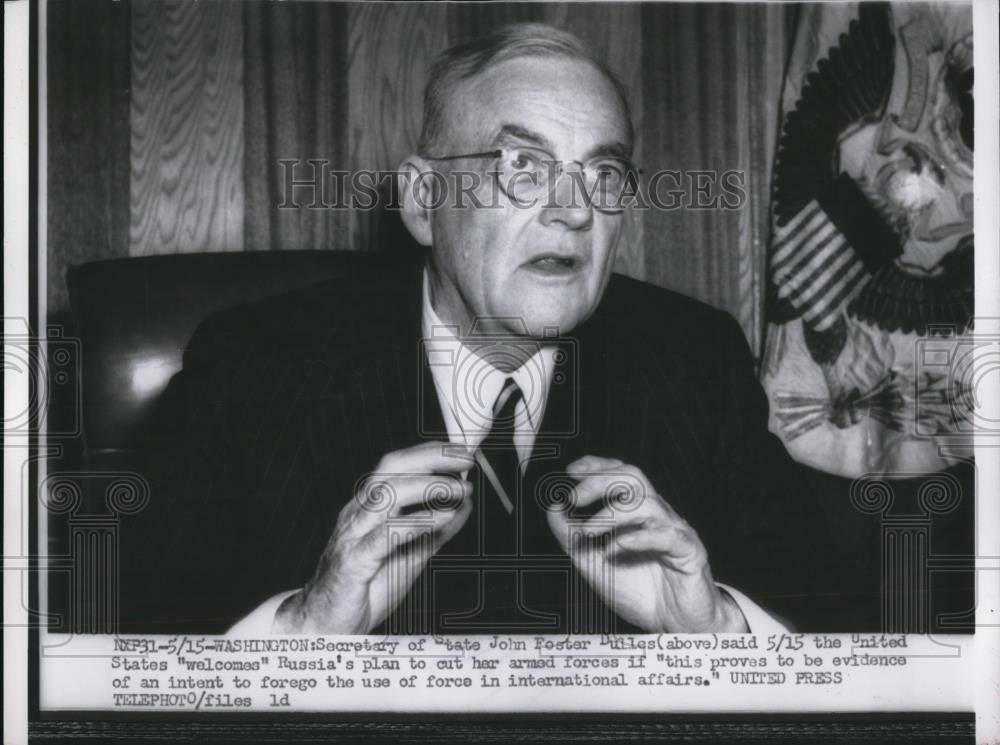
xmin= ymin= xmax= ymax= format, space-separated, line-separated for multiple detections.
xmin=122 ymin=24 xmax=849 ymax=635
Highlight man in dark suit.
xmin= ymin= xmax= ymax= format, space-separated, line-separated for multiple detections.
xmin=122 ymin=23 xmax=856 ymax=635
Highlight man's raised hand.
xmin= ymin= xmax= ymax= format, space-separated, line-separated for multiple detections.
xmin=546 ymin=455 xmax=748 ymax=633
xmin=272 ymin=442 xmax=473 ymax=633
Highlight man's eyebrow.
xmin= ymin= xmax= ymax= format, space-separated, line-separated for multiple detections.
xmin=493 ymin=124 xmax=554 ymax=150
xmin=584 ymin=142 xmax=633 ymax=161
xmin=493 ymin=124 xmax=632 ymax=162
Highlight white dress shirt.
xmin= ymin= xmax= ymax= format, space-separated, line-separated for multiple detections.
xmin=228 ymin=270 xmax=788 ymax=635
xmin=420 ymin=272 xmax=560 ymax=470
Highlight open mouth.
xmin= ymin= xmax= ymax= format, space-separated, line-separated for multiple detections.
xmin=526 ymin=255 xmax=582 ymax=272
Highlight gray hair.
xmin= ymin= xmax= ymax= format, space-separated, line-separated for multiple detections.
xmin=417 ymin=22 xmax=634 ymax=155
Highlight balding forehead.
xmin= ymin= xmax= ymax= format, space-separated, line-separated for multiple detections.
xmin=442 ymin=54 xmax=633 ymax=153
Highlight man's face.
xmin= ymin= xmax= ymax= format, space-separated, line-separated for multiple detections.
xmin=424 ymin=55 xmax=630 ymax=338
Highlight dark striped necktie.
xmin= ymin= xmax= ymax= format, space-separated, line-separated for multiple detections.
xmin=476 ymin=378 xmax=522 ymax=555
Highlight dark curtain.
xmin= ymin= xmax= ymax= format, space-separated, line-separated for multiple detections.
xmin=243 ymin=2 xmax=349 ymax=253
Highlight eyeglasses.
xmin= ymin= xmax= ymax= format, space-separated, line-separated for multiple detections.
xmin=422 ymin=145 xmax=638 ymax=213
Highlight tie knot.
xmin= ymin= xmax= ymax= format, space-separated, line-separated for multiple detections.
xmin=492 ymin=378 xmax=522 ymax=425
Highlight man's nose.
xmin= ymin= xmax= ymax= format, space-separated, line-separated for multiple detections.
xmin=539 ymin=173 xmax=593 ymax=231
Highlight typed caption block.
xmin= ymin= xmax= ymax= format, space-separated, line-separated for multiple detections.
xmin=41 ymin=633 xmax=972 ymax=712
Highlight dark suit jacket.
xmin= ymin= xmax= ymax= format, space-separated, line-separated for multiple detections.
xmin=120 ymin=257 xmax=864 ymax=634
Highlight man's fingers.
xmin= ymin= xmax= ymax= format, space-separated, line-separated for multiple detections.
xmin=555 ymin=501 xmax=703 ymax=562
xmin=345 ymin=442 xmax=473 ymax=531
xmin=376 ymin=441 xmax=474 ymax=474
xmin=431 ymin=493 xmax=474 ymax=548
xmin=355 ymin=498 xmax=470 ymax=563
xmin=606 ymin=520 xmax=704 ymax=564
xmin=335 ymin=480 xmax=466 ymax=557
xmin=545 ymin=500 xmax=571 ymax=550
xmin=356 ymin=473 xmax=472 ymax=515
xmin=300 ymin=444 xmax=475 ymax=631
xmin=568 ymin=469 xmax=654 ymax=512
xmin=567 ymin=455 xmax=624 ymax=475
xmin=370 ymin=495 xmax=473 ymax=623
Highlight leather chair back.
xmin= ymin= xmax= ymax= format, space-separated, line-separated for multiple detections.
xmin=67 ymin=250 xmax=400 ymax=469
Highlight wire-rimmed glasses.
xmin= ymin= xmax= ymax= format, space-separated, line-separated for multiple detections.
xmin=421 ymin=145 xmax=638 ymax=213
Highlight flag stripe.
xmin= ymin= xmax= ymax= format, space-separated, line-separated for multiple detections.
xmin=777 ymin=243 xmax=868 ymax=331
xmin=805 ymin=265 xmax=870 ymax=329
xmin=772 ymin=202 xmax=823 ymax=257
xmin=774 ymin=230 xmax=847 ymax=290
xmin=784 ymin=242 xmax=855 ymax=306
xmin=772 ymin=205 xmax=831 ymax=267
xmin=773 ymin=223 xmax=843 ymax=286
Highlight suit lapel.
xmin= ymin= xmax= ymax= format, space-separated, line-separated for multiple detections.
xmin=314 ymin=261 xmax=446 ymax=453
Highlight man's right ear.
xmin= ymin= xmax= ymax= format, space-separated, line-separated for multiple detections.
xmin=398 ymin=156 xmax=436 ymax=247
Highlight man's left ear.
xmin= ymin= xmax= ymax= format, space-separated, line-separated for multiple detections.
xmin=398 ymin=156 xmax=435 ymax=247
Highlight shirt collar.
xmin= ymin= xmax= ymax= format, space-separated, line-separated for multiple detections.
xmin=420 ymin=269 xmax=557 ymax=446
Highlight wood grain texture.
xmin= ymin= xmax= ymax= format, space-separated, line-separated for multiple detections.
xmin=129 ymin=0 xmax=244 ymax=256
xmin=46 ymin=0 xmax=131 ymax=312
xmin=446 ymin=2 xmax=547 ymax=45
xmin=345 ymin=3 xmax=450 ymax=256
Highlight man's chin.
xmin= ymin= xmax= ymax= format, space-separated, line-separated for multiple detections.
xmin=501 ymin=280 xmax=602 ymax=337
xmin=501 ymin=308 xmax=588 ymax=339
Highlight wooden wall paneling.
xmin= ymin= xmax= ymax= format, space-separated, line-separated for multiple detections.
xmin=642 ymin=4 xmax=702 ymax=304
xmin=690 ymin=4 xmax=741 ymax=320
xmin=544 ymin=3 xmax=645 ymax=282
xmin=446 ymin=2 xmax=547 ymax=46
xmin=46 ymin=0 xmax=131 ymax=313
xmin=345 ymin=3 xmax=449 ymax=254
xmin=243 ymin=1 xmax=349 ymax=252
xmin=641 ymin=3 xmax=746 ymax=320
xmin=129 ymin=0 xmax=244 ymax=256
